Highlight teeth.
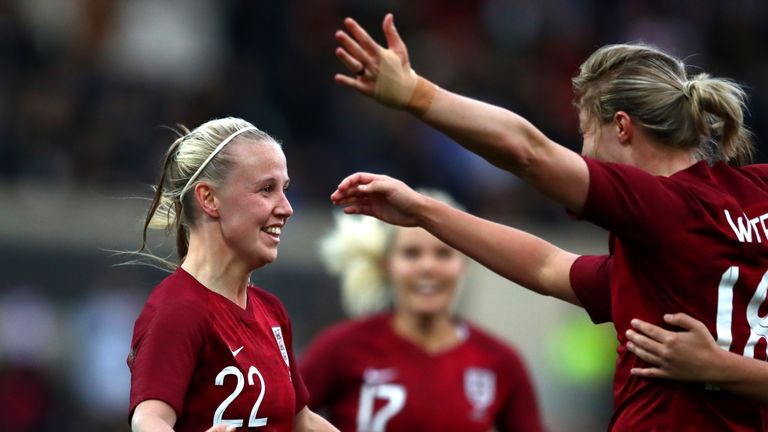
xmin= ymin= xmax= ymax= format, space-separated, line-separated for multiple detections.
xmin=415 ymin=280 xmax=438 ymax=294
xmin=264 ymin=226 xmax=281 ymax=235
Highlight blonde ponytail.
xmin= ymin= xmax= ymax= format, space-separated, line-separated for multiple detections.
xmin=319 ymin=214 xmax=390 ymax=316
xmin=685 ymin=74 xmax=753 ymax=165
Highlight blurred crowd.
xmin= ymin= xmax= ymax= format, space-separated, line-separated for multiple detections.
xmin=1 ymin=0 xmax=767 ymax=431
xmin=2 ymin=0 xmax=766 ymax=212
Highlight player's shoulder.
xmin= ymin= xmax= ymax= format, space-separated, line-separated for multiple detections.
xmin=312 ymin=313 xmax=391 ymax=346
xmin=146 ymin=268 xmax=209 ymax=313
xmin=465 ymin=321 xmax=525 ymax=362
xmin=133 ymin=268 xmax=211 ymax=337
xmin=734 ymin=163 xmax=768 ymax=183
xmin=248 ymin=285 xmax=289 ymax=319
xmin=248 ymin=284 xmax=283 ymax=308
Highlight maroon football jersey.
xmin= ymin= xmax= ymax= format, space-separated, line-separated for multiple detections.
xmin=571 ymin=157 xmax=768 ymax=431
xmin=300 ymin=313 xmax=544 ymax=432
xmin=128 ymin=268 xmax=308 ymax=431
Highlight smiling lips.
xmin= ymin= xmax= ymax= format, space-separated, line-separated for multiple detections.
xmin=413 ymin=280 xmax=441 ymax=295
xmin=262 ymin=226 xmax=282 ymax=241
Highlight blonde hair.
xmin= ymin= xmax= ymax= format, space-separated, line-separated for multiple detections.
xmin=319 ymin=189 xmax=463 ymax=316
xmin=572 ymin=43 xmax=753 ymax=165
xmin=139 ymin=117 xmax=277 ymax=270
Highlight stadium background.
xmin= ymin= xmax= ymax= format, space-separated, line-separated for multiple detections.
xmin=0 ymin=0 xmax=765 ymax=431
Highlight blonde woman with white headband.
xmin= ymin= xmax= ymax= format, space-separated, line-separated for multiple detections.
xmin=299 ymin=190 xmax=544 ymax=432
xmin=127 ymin=118 xmax=337 ymax=432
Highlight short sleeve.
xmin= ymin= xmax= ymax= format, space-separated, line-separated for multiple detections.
xmin=495 ymin=347 xmax=545 ymax=432
xmin=570 ymin=254 xmax=613 ymax=324
xmin=579 ymin=157 xmax=688 ymax=241
xmin=299 ymin=327 xmax=342 ymax=409
xmin=128 ymin=300 xmax=208 ymax=418
xmin=283 ymin=315 xmax=309 ymax=414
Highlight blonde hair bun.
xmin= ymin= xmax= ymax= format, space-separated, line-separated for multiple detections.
xmin=319 ymin=214 xmax=389 ymax=316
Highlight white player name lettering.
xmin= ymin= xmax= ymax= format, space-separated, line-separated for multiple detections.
xmin=724 ymin=209 xmax=768 ymax=243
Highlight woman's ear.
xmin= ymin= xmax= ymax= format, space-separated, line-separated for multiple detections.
xmin=614 ymin=111 xmax=634 ymax=144
xmin=194 ymin=182 xmax=219 ymax=218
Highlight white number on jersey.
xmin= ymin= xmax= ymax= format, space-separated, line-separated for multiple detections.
xmin=716 ymin=266 xmax=768 ymax=358
xmin=213 ymin=366 xmax=268 ymax=428
xmin=356 ymin=383 xmax=406 ymax=432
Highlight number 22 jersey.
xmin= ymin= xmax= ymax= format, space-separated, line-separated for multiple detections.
xmin=300 ymin=313 xmax=544 ymax=432
xmin=128 ymin=267 xmax=308 ymax=431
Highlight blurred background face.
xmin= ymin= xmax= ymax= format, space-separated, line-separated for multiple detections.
xmin=386 ymin=227 xmax=465 ymax=318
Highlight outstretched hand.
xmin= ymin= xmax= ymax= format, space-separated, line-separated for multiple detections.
xmin=334 ymin=14 xmax=419 ymax=109
xmin=205 ymin=425 xmax=236 ymax=432
xmin=625 ymin=313 xmax=722 ymax=382
xmin=331 ymin=172 xmax=424 ymax=227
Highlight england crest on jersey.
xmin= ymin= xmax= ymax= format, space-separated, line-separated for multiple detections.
xmin=271 ymin=326 xmax=290 ymax=368
xmin=464 ymin=367 xmax=496 ymax=420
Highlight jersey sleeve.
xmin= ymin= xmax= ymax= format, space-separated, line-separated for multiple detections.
xmin=495 ymin=347 xmax=545 ymax=432
xmin=128 ymin=299 xmax=208 ymax=419
xmin=579 ymin=156 xmax=689 ymax=241
xmin=570 ymin=254 xmax=613 ymax=324
xmin=299 ymin=326 xmax=342 ymax=410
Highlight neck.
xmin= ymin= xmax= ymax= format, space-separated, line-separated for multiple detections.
xmin=181 ymin=224 xmax=251 ymax=308
xmin=633 ymin=139 xmax=698 ymax=177
xmin=392 ymin=310 xmax=460 ymax=353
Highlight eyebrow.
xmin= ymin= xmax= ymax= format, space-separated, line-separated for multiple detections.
xmin=252 ymin=176 xmax=290 ymax=186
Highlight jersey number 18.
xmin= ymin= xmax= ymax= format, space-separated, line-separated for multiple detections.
xmin=716 ymin=266 xmax=768 ymax=359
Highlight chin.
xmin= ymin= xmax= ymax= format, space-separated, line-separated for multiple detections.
xmin=249 ymin=250 xmax=279 ymax=270
xmin=411 ymin=302 xmax=450 ymax=317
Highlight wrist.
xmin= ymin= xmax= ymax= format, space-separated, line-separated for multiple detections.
xmin=404 ymin=75 xmax=438 ymax=116
xmin=704 ymin=347 xmax=737 ymax=384
xmin=414 ymin=194 xmax=443 ymax=229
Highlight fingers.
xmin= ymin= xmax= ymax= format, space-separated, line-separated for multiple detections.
xmin=630 ymin=318 xmax=672 ymax=343
xmin=206 ymin=425 xmax=236 ymax=432
xmin=334 ymin=73 xmax=371 ymax=94
xmin=663 ymin=312 xmax=706 ymax=332
xmin=626 ymin=328 xmax=665 ymax=357
xmin=382 ymin=13 xmax=406 ymax=55
xmin=626 ymin=337 xmax=664 ymax=366
xmin=331 ymin=172 xmax=378 ymax=201
xmin=335 ymin=30 xmax=374 ymax=69
xmin=343 ymin=17 xmax=381 ymax=56
xmin=335 ymin=47 xmax=364 ymax=74
xmin=336 ymin=172 xmax=379 ymax=191
xmin=630 ymin=367 xmax=671 ymax=379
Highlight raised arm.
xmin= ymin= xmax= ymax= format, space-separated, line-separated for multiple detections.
xmin=334 ymin=14 xmax=589 ymax=212
xmin=331 ymin=172 xmax=581 ymax=304
xmin=626 ymin=313 xmax=768 ymax=403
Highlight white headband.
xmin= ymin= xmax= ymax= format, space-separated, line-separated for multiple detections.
xmin=180 ymin=126 xmax=258 ymax=198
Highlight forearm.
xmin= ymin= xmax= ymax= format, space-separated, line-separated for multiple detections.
xmin=416 ymin=85 xmax=548 ymax=176
xmin=413 ymin=84 xmax=588 ymax=211
xmin=708 ymin=349 xmax=768 ymax=403
xmin=415 ymin=195 xmax=580 ymax=304
xmin=131 ymin=415 xmax=175 ymax=432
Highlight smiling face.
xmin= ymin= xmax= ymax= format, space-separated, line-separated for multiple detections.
xmin=211 ymin=138 xmax=292 ymax=270
xmin=387 ymin=226 xmax=465 ymax=319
